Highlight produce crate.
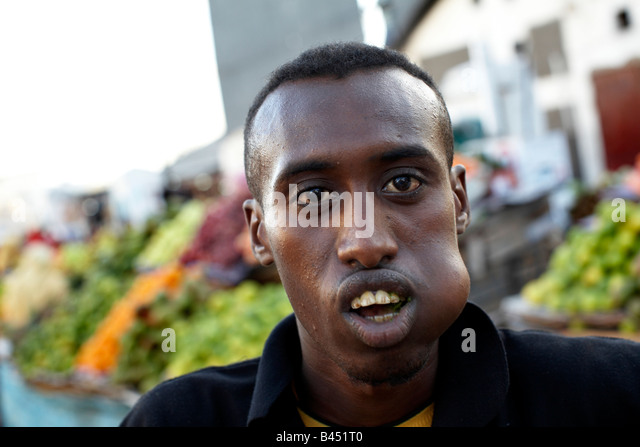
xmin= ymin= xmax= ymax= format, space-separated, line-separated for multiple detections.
xmin=0 ymin=359 xmax=136 ymax=427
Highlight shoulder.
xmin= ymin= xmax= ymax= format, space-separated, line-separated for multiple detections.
xmin=120 ymin=358 xmax=260 ymax=427
xmin=500 ymin=328 xmax=640 ymax=370
xmin=499 ymin=329 xmax=640 ymax=424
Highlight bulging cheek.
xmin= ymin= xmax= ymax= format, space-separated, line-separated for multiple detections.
xmin=410 ymin=237 xmax=470 ymax=336
xmin=434 ymin=253 xmax=470 ymax=328
xmin=447 ymin=255 xmax=471 ymax=312
xmin=427 ymin=241 xmax=470 ymax=296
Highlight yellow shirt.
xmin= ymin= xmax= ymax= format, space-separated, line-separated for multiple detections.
xmin=297 ymin=402 xmax=434 ymax=427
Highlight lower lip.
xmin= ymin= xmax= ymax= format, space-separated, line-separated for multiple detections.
xmin=343 ymin=299 xmax=417 ymax=349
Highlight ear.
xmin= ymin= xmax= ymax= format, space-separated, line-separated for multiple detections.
xmin=450 ymin=164 xmax=471 ymax=235
xmin=243 ymin=198 xmax=275 ymax=266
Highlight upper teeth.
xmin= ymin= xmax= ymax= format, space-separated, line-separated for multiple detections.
xmin=351 ymin=290 xmax=402 ymax=309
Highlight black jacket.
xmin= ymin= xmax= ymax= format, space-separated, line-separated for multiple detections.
xmin=120 ymin=302 xmax=640 ymax=427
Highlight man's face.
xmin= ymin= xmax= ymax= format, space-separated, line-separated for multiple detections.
xmin=245 ymin=67 xmax=471 ymax=385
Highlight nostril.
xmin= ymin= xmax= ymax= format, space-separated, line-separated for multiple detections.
xmin=336 ymin=224 xmax=398 ymax=268
xmin=348 ymin=255 xmax=395 ymax=270
xmin=340 ymin=247 xmax=397 ymax=269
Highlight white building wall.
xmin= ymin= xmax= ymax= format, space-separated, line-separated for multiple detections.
xmin=402 ymin=0 xmax=640 ymax=187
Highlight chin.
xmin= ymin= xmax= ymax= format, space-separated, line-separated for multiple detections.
xmin=340 ymin=347 xmax=431 ymax=387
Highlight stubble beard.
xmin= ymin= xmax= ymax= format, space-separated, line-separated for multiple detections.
xmin=335 ymin=348 xmax=432 ymax=387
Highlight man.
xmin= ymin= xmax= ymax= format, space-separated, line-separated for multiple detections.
xmin=121 ymin=42 xmax=640 ymax=427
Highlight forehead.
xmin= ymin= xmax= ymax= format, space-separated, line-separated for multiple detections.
xmin=251 ymin=67 xmax=447 ymax=189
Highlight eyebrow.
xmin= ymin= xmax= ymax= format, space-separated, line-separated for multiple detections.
xmin=274 ymin=159 xmax=336 ymax=188
xmin=371 ymin=145 xmax=439 ymax=164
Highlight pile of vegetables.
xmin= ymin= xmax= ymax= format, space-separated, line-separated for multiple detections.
xmin=135 ymin=200 xmax=207 ymax=270
xmin=522 ymin=199 xmax=640 ymax=331
xmin=113 ymin=279 xmax=292 ymax=392
xmin=8 ymin=225 xmax=152 ymax=379
xmin=180 ymin=186 xmax=252 ymax=269
xmin=74 ymin=262 xmax=185 ymax=375
xmin=0 ymin=191 xmax=293 ymax=395
xmin=1 ymin=243 xmax=68 ymax=330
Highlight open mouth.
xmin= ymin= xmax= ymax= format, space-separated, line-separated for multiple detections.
xmin=349 ymin=290 xmax=411 ymax=323
xmin=338 ymin=271 xmax=417 ymax=348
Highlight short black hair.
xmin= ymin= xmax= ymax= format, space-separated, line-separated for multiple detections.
xmin=244 ymin=41 xmax=454 ymax=202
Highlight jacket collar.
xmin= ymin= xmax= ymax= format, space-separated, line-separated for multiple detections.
xmin=432 ymin=302 xmax=510 ymax=426
xmin=247 ymin=313 xmax=301 ymax=426
xmin=247 ymin=302 xmax=510 ymax=427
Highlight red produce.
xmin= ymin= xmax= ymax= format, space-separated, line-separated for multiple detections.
xmin=180 ymin=184 xmax=252 ymax=268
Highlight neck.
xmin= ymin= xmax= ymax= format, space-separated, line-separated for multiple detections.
xmin=296 ymin=341 xmax=439 ymax=427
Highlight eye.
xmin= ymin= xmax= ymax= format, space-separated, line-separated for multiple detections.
xmin=297 ymin=187 xmax=327 ymax=205
xmin=382 ymin=175 xmax=421 ymax=194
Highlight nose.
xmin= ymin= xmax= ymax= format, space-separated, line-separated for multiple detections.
xmin=336 ymin=207 xmax=398 ymax=269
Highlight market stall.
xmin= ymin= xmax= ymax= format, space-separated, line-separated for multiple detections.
xmin=0 ymin=179 xmax=290 ymax=426
xmin=501 ymin=159 xmax=640 ymax=340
